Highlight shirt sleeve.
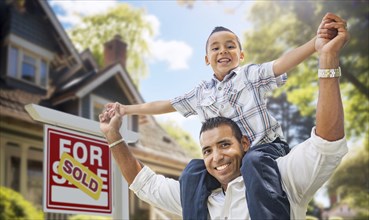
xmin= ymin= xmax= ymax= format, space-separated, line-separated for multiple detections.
xmin=244 ymin=61 xmax=287 ymax=96
xmin=129 ymin=166 xmax=182 ymax=216
xmin=277 ymin=127 xmax=348 ymax=206
xmin=170 ymin=87 xmax=198 ymax=117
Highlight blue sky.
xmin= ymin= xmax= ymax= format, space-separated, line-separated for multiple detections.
xmin=49 ymin=0 xmax=331 ymax=207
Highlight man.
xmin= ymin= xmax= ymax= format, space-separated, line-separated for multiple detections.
xmin=99 ymin=12 xmax=349 ymax=219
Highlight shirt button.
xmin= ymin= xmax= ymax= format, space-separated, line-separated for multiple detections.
xmin=220 ymin=104 xmax=224 ymax=108
xmin=218 ymin=87 xmax=222 ymax=90
xmin=233 ymin=89 xmax=237 ymax=93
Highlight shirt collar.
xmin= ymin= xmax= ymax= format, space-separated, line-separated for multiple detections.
xmin=212 ymin=66 xmax=241 ymax=84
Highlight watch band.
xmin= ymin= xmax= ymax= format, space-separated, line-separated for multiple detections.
xmin=318 ymin=67 xmax=341 ymax=78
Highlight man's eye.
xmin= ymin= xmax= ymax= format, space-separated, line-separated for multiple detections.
xmin=203 ymin=149 xmax=211 ymax=155
xmin=221 ymin=143 xmax=230 ymax=148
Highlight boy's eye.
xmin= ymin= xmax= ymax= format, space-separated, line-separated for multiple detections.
xmin=211 ymin=47 xmax=219 ymax=51
xmin=227 ymin=45 xmax=236 ymax=49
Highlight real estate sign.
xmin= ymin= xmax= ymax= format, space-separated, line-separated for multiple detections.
xmin=43 ymin=125 xmax=112 ymax=215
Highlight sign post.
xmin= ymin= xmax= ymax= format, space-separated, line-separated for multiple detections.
xmin=25 ymin=104 xmax=138 ymax=218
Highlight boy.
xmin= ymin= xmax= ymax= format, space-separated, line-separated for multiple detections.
xmin=106 ymin=26 xmax=318 ymax=219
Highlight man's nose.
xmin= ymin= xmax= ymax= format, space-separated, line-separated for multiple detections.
xmin=213 ymin=149 xmax=224 ymax=162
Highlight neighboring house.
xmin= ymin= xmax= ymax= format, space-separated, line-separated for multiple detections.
xmin=0 ymin=0 xmax=190 ymax=219
xmin=321 ymin=203 xmax=358 ymax=220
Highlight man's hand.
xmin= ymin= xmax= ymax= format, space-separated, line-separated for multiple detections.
xmin=316 ymin=13 xmax=350 ymax=55
xmin=99 ymin=104 xmax=122 ymax=140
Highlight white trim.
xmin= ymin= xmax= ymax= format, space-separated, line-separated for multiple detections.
xmin=5 ymin=34 xmax=54 ymax=59
xmin=25 ymin=104 xmax=139 ymax=143
xmin=76 ymin=64 xmax=144 ymax=104
xmin=6 ymin=44 xmax=49 ymax=88
xmin=76 ymin=65 xmax=122 ymax=98
xmin=90 ymin=94 xmax=112 ymax=120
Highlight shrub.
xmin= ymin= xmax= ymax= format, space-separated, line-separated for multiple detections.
xmin=0 ymin=186 xmax=43 ymax=220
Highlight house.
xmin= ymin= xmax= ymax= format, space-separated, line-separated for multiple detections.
xmin=0 ymin=0 xmax=190 ymax=219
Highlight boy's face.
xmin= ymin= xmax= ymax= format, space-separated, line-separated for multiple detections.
xmin=200 ymin=125 xmax=249 ymax=190
xmin=205 ymin=31 xmax=244 ymax=81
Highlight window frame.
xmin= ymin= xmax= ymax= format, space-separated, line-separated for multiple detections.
xmin=5 ymin=34 xmax=52 ymax=88
xmin=90 ymin=94 xmax=135 ymax=130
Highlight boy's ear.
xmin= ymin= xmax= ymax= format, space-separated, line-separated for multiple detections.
xmin=240 ymin=51 xmax=245 ymax=61
xmin=205 ymin=55 xmax=210 ymax=65
xmin=241 ymin=136 xmax=250 ymax=152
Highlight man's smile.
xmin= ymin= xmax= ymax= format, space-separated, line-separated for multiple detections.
xmin=215 ymin=162 xmax=230 ymax=171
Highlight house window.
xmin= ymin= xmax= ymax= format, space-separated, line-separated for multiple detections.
xmin=22 ymin=54 xmax=37 ymax=83
xmin=7 ymin=45 xmax=49 ymax=88
xmin=90 ymin=95 xmax=111 ymax=121
xmin=90 ymin=95 xmax=135 ymax=130
xmin=8 ymin=46 xmax=18 ymax=78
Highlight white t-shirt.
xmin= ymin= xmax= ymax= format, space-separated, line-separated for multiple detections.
xmin=129 ymin=127 xmax=348 ymax=219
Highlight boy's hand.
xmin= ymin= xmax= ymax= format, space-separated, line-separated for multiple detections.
xmin=316 ymin=13 xmax=349 ymax=54
xmin=102 ymin=102 xmax=126 ymax=121
xmin=99 ymin=103 xmax=122 ymax=138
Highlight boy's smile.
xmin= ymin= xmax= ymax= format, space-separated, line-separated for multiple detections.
xmin=205 ymin=31 xmax=244 ymax=81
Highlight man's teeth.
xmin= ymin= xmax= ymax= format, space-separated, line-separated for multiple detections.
xmin=216 ymin=163 xmax=229 ymax=171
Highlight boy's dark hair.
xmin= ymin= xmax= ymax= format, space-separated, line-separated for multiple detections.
xmin=205 ymin=26 xmax=242 ymax=53
xmin=200 ymin=116 xmax=243 ymax=142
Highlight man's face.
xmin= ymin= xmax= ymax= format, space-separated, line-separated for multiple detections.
xmin=200 ymin=125 xmax=249 ymax=190
xmin=205 ymin=31 xmax=244 ymax=81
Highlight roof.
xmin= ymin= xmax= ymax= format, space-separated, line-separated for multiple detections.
xmin=138 ymin=115 xmax=190 ymax=160
xmin=0 ymin=87 xmax=44 ymax=123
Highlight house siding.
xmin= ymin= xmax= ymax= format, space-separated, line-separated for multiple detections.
xmin=8 ymin=4 xmax=58 ymax=52
xmin=81 ymin=95 xmax=90 ymax=119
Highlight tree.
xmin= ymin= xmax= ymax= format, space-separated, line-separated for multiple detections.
xmin=68 ymin=4 xmax=154 ymax=84
xmin=268 ymin=92 xmax=315 ymax=147
xmin=242 ymin=1 xmax=369 ymax=141
xmin=160 ymin=120 xmax=201 ymax=158
xmin=327 ymin=143 xmax=369 ymax=215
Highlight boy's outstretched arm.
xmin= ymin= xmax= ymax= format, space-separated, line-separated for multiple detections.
xmin=273 ymin=36 xmax=316 ymax=77
xmin=105 ymin=100 xmax=176 ymax=118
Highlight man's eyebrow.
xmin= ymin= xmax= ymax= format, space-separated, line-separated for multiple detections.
xmin=201 ymin=138 xmax=231 ymax=149
xmin=217 ymin=139 xmax=230 ymax=145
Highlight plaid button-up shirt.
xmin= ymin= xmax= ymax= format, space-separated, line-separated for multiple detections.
xmin=171 ymin=61 xmax=287 ymax=146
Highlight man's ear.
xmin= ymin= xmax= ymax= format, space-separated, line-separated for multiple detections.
xmin=205 ymin=55 xmax=210 ymax=65
xmin=241 ymin=136 xmax=250 ymax=152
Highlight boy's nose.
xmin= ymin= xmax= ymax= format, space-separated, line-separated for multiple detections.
xmin=219 ymin=47 xmax=228 ymax=54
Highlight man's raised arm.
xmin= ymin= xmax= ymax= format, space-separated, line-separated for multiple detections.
xmin=315 ymin=13 xmax=349 ymax=141
xmin=99 ymin=105 xmax=142 ymax=185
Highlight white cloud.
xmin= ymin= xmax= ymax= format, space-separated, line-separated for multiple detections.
xmin=48 ymin=0 xmax=119 ymax=27
xmin=149 ymin=39 xmax=193 ymax=70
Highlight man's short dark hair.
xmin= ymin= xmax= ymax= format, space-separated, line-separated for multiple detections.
xmin=200 ymin=116 xmax=243 ymax=141
xmin=205 ymin=26 xmax=242 ymax=53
